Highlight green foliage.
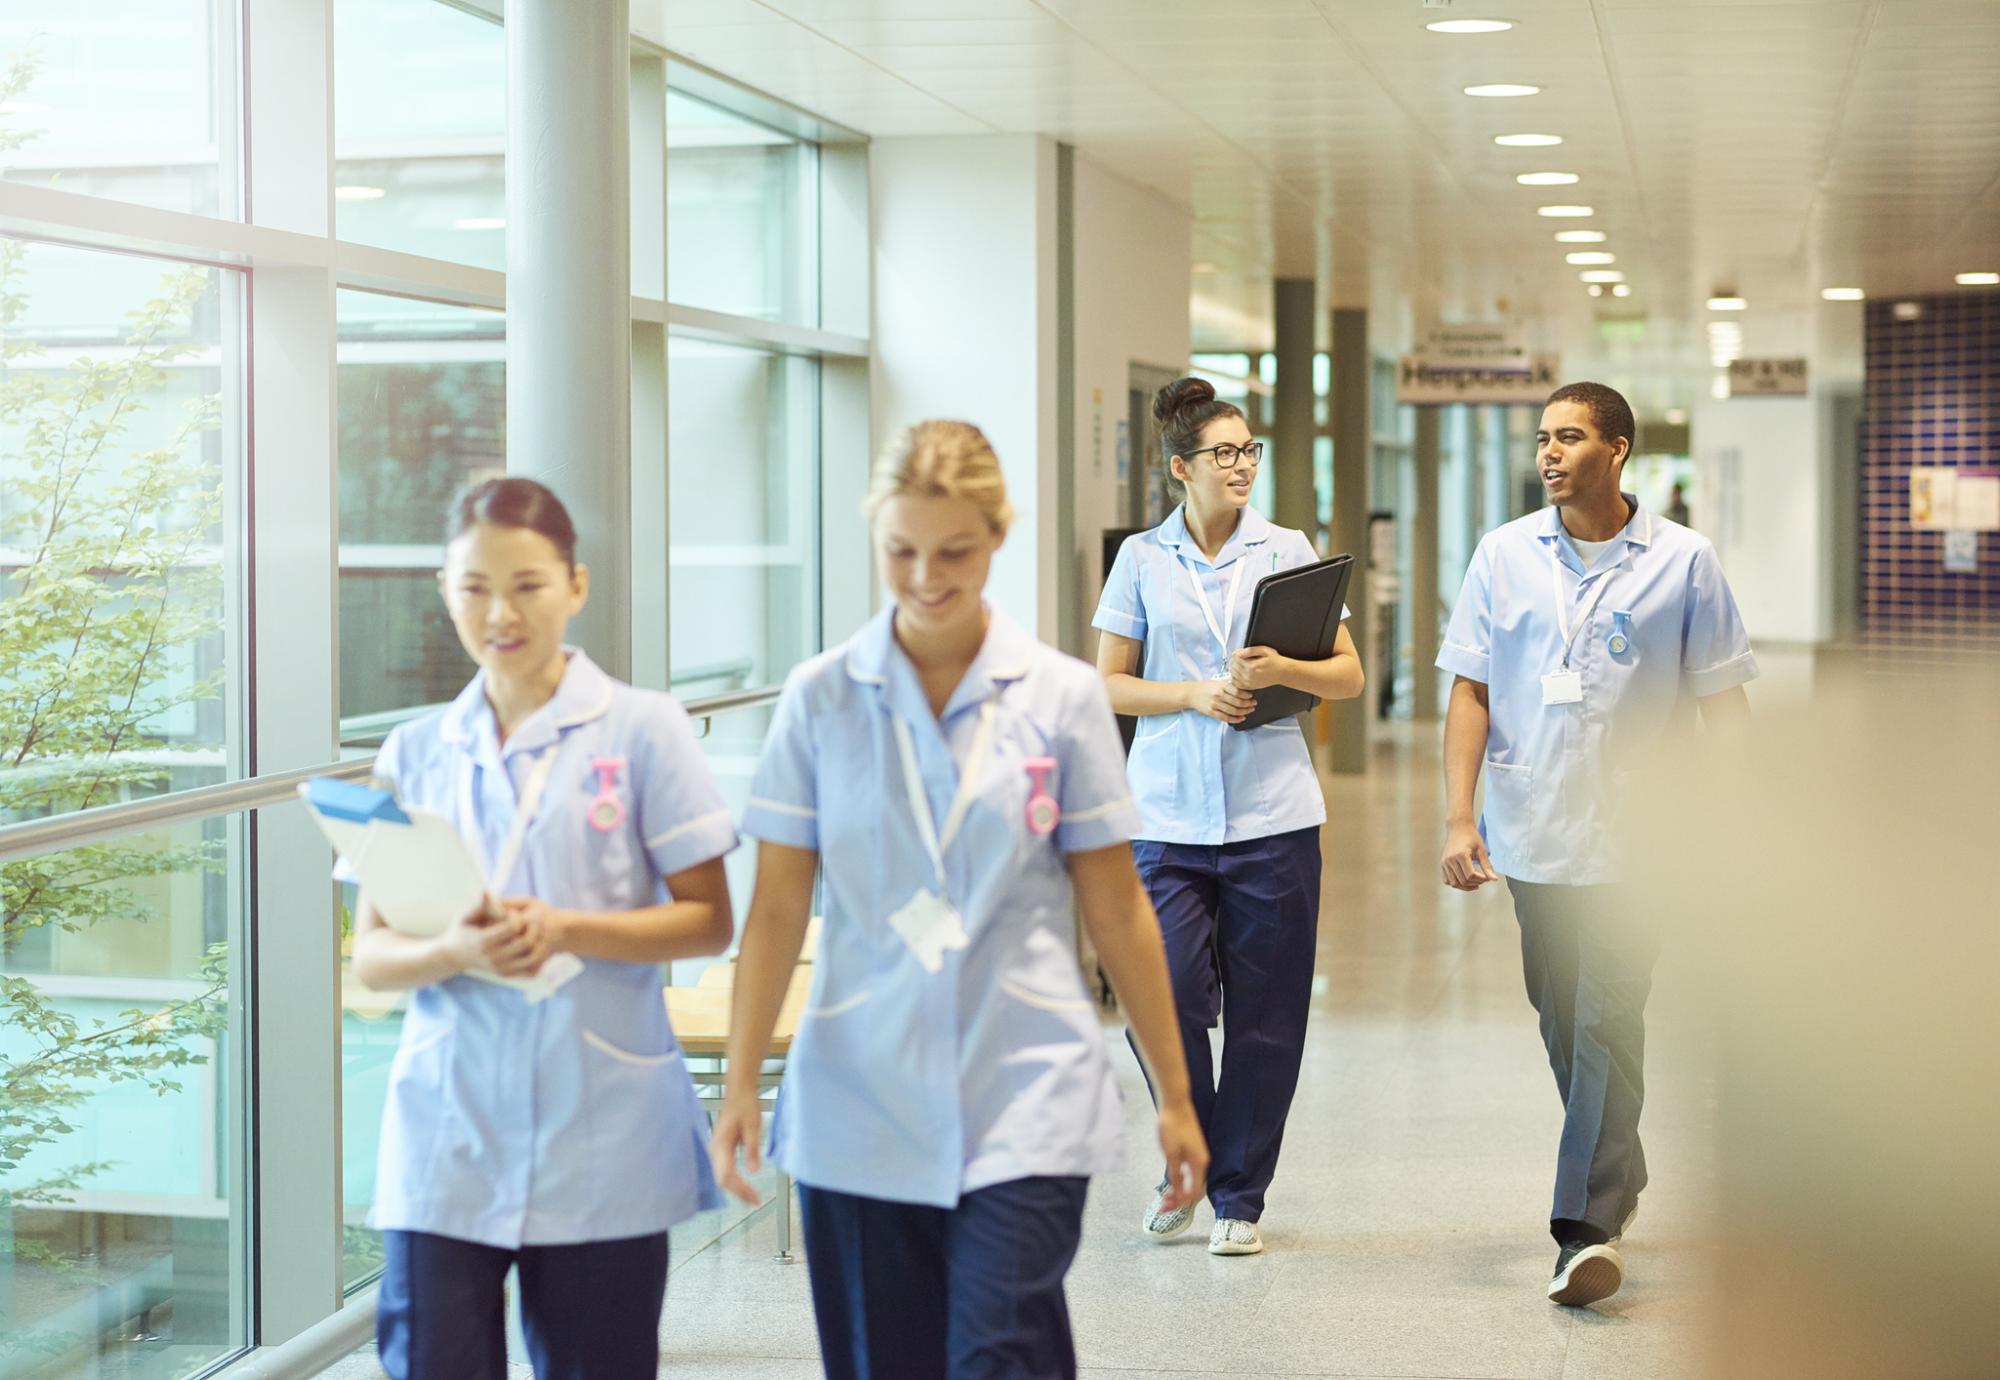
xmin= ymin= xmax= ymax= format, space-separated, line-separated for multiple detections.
xmin=0 ymin=46 xmax=231 ymax=1343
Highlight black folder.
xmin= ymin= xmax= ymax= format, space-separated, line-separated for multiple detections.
xmin=1232 ymin=555 xmax=1354 ymax=731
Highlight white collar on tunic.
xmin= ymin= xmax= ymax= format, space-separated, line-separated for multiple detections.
xmin=845 ymin=603 xmax=1035 ymax=726
xmin=437 ymin=646 xmax=615 ymax=755
xmin=1154 ymin=502 xmax=1273 ymax=570
xmin=1537 ymin=493 xmax=1653 ymax=572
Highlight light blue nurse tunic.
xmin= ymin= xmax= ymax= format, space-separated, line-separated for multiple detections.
xmin=1092 ymin=504 xmax=1343 ymax=845
xmin=1435 ymin=498 xmax=1758 ymax=886
xmin=343 ymin=649 xmax=734 ymax=1249
xmin=739 ymin=606 xmax=1140 ymax=1209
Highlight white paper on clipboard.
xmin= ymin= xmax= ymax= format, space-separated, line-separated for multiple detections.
xmin=303 ymin=783 xmax=581 ymax=1001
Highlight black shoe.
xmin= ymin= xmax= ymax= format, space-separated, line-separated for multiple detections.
xmin=1548 ymin=1239 xmax=1623 ymax=1306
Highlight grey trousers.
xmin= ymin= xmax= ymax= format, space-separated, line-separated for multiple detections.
xmin=1508 ymin=880 xmax=1663 ymax=1244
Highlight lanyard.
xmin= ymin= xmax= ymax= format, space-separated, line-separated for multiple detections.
xmin=892 ymin=701 xmax=997 ymax=888
xmin=458 ymin=747 xmax=560 ymax=893
xmin=1180 ymin=554 xmax=1246 ymax=655
xmin=1548 ymin=546 xmax=1617 ymax=671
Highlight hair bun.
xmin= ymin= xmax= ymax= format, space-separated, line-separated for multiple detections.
xmin=1153 ymin=376 xmax=1216 ymax=426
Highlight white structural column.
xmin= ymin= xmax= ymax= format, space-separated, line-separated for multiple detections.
xmin=506 ymin=0 xmax=634 ymax=677
xmin=871 ymin=135 xmax=1061 ymax=641
xmin=1411 ymin=405 xmax=1441 ymax=720
xmin=1271 ymin=278 xmax=1317 ymax=537
xmin=1328 ymin=307 xmax=1371 ymax=774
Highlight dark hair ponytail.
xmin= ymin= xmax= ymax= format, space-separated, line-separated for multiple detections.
xmin=1153 ymin=376 xmax=1245 ymax=501
xmin=447 ymin=476 xmax=579 ymax=570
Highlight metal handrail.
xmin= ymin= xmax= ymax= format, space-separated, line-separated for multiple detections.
xmin=0 ymin=684 xmax=783 ymax=866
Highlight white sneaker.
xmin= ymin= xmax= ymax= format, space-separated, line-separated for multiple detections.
xmin=1609 ymin=1201 xmax=1638 ymax=1246
xmin=1208 ymin=1218 xmax=1263 ymax=1255
xmin=1141 ymin=1180 xmax=1194 ymax=1240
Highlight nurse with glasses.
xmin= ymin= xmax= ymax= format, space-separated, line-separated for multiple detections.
xmin=344 ymin=478 xmax=738 ymax=1380
xmin=711 ymin=420 xmax=1205 ymax=1380
xmin=1093 ymin=377 xmax=1365 ymax=1257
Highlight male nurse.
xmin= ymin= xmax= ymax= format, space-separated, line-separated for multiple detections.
xmin=1435 ymin=381 xmax=1756 ymax=1308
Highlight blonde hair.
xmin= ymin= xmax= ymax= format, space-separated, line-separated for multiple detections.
xmin=862 ymin=420 xmax=1015 ymax=534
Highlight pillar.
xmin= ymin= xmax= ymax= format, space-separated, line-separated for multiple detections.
xmin=1411 ymin=405 xmax=1441 ymax=720
xmin=506 ymin=0 xmax=633 ymax=677
xmin=1272 ymin=278 xmax=1316 ymax=535
xmin=1328 ymin=307 xmax=1370 ymax=774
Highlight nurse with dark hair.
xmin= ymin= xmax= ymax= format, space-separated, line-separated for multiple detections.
xmin=1093 ymin=378 xmax=1365 ymax=1256
xmin=343 ymin=477 xmax=739 ymax=1378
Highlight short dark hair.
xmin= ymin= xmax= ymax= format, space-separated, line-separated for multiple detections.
xmin=1153 ymin=376 xmax=1245 ymax=499
xmin=1544 ymin=381 xmax=1635 ymax=456
xmin=447 ymin=476 xmax=579 ymax=569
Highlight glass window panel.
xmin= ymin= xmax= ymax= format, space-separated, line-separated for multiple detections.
xmin=0 ymin=239 xmax=240 ymax=835
xmin=664 ymin=90 xmax=817 ymax=324
xmin=335 ymin=290 xmax=502 ymax=731
xmin=0 ymin=1 xmax=237 ymax=219
xmin=338 ymin=880 xmax=401 ymax=1292
xmin=335 ymin=0 xmax=504 ymax=270
xmin=667 ymin=336 xmax=818 ymax=914
xmin=0 ymin=821 xmax=249 ymax=1372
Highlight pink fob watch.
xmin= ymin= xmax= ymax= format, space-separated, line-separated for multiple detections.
xmin=1023 ymin=756 xmax=1060 ymax=835
xmin=587 ymin=756 xmax=628 ymax=832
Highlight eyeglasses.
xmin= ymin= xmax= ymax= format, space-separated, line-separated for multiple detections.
xmin=1182 ymin=441 xmax=1265 ymax=470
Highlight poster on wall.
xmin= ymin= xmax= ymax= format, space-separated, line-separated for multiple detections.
xmin=1943 ymin=530 xmax=1980 ymax=573
xmin=1911 ymin=469 xmax=2000 ymax=532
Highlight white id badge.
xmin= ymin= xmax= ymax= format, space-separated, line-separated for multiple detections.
xmin=886 ymin=888 xmax=971 ymax=974
xmin=1541 ymin=670 xmax=1583 ymax=706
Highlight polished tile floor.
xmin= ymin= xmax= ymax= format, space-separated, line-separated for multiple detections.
xmin=325 ymin=723 xmax=1722 ymax=1380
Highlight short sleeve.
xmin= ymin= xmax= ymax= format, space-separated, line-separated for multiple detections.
xmin=1436 ymin=539 xmax=1494 ymax=683
xmin=634 ymin=698 xmax=740 ymax=878
xmin=1679 ymin=545 xmax=1759 ymax=698
xmin=1052 ymin=672 xmax=1141 ymax=853
xmin=1090 ymin=534 xmax=1148 ymax=642
xmin=332 ymin=725 xmax=405 ymax=885
xmin=740 ymin=669 xmax=820 ymax=850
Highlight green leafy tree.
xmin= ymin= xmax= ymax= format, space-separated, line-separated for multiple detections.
xmin=0 ymin=44 xmax=230 ymax=1359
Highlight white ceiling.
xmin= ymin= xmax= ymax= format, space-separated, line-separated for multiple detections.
xmin=633 ymin=0 xmax=2000 ymax=410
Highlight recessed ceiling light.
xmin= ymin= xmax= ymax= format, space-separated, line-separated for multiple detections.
xmin=1581 ymin=270 xmax=1624 ymax=283
xmin=1496 ymin=133 xmax=1563 ymax=147
xmin=1893 ymin=301 xmax=1923 ymax=320
xmin=1706 ymin=296 xmax=1748 ymax=311
xmin=1464 ymin=84 xmax=1540 ymax=98
xmin=1820 ymin=287 xmax=1865 ymax=301
xmin=454 ymin=216 xmax=506 ymax=230
xmin=1555 ymin=230 xmax=1607 ymax=243
xmin=1517 ymin=171 xmax=1580 ymax=186
xmin=1428 ymin=19 xmax=1514 ymax=34
xmin=1666 ymin=408 xmax=1688 ymax=425
xmin=1566 ymin=251 xmax=1616 ymax=265
xmin=335 ymin=185 xmax=387 ymax=202
xmin=0 ymin=100 xmax=48 ymax=115
xmin=1611 ymin=284 xmax=1632 ymax=297
xmin=1538 ymin=205 xmax=1594 ymax=217
xmin=1588 ymin=284 xmax=1604 ymax=297
xmin=1957 ymin=271 xmax=2000 ymax=286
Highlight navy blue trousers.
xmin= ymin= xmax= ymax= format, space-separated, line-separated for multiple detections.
xmin=1509 ymin=881 xmax=1663 ymax=1244
xmin=376 ymin=1228 xmax=669 ymax=1380
xmin=799 ymin=1177 xmax=1089 ymax=1380
xmin=1130 ymin=825 xmax=1322 ymax=1223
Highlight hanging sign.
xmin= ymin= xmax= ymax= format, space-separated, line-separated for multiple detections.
xmin=1727 ymin=358 xmax=1808 ymax=396
xmin=1397 ymin=352 xmax=1559 ymax=405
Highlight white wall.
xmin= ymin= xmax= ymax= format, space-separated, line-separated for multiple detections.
xmin=1069 ymin=154 xmax=1192 ymax=655
xmin=1692 ymin=394 xmax=1835 ymax=644
xmin=870 ymin=135 xmax=1060 ymax=642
